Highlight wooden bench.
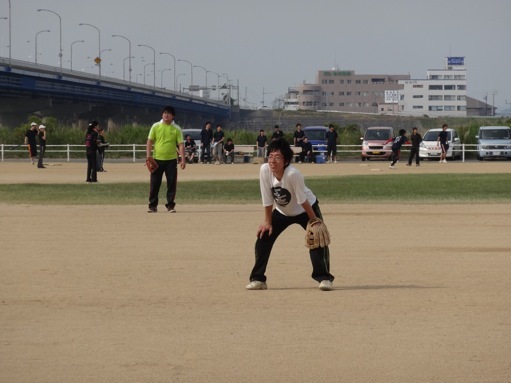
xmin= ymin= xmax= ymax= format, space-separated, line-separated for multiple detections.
xmin=232 ymin=145 xmax=256 ymax=164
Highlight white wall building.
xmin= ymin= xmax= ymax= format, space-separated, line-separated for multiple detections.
xmin=398 ymin=57 xmax=467 ymax=117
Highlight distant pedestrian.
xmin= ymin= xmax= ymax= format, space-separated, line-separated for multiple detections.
xmin=96 ymin=126 xmax=108 ymax=172
xmin=271 ymin=125 xmax=284 ymax=141
xmin=212 ymin=124 xmax=225 ymax=164
xmin=200 ymin=121 xmax=213 ymax=163
xmin=389 ymin=129 xmax=408 ymax=169
xmin=325 ymin=124 xmax=339 ymax=163
xmin=407 ymin=127 xmax=422 ymax=166
xmin=85 ymin=121 xmax=100 ymax=182
xmin=37 ymin=124 xmax=47 ymax=168
xmin=256 ymin=129 xmax=268 ymax=159
xmin=293 ymin=123 xmax=305 ymax=148
xmin=224 ymin=138 xmax=235 ymax=164
xmin=437 ymin=123 xmax=449 ymax=164
xmin=24 ymin=122 xmax=38 ymax=165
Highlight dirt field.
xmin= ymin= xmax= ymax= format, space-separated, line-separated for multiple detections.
xmin=1 ymin=160 xmax=510 ymax=382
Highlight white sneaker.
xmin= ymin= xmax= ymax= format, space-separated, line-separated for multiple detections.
xmin=319 ymin=280 xmax=333 ymax=291
xmin=389 ymin=165 xmax=396 ymax=169
xmin=334 ymin=160 xmax=338 ymax=164
xmin=442 ymin=159 xmax=447 ymax=163
xmin=246 ymin=281 xmax=267 ymax=290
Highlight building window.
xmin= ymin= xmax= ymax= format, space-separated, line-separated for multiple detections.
xmin=363 ymin=80 xmax=369 ymax=84
xmin=444 ymin=95 xmax=456 ymax=101
xmin=347 ymin=91 xmax=352 ymax=96
xmin=457 ymin=95 xmax=466 ymax=101
xmin=362 ymin=91 xmax=368 ymax=96
xmin=413 ymin=84 xmax=423 ymax=88
xmin=457 ymin=85 xmax=466 ymax=90
xmin=457 ymin=105 xmax=466 ymax=111
xmin=355 ymin=80 xmax=361 ymax=84
xmin=413 ymin=95 xmax=423 ymax=98
xmin=429 ymin=95 xmax=442 ymax=101
xmin=413 ymin=105 xmax=424 ymax=109
xmin=339 ymin=91 xmax=345 ymax=96
xmin=430 ymin=75 xmax=440 ymax=80
xmin=429 ymin=106 xmax=443 ymax=111
xmin=322 ymin=80 xmax=328 ymax=84
xmin=346 ymin=102 xmax=353 ymax=107
xmin=347 ymin=80 xmax=352 ymax=84
xmin=454 ymin=75 xmax=465 ymax=80
xmin=328 ymin=80 xmax=334 ymax=84
xmin=429 ymin=85 xmax=443 ymax=90
xmin=444 ymin=85 xmax=455 ymax=90
xmin=339 ymin=80 xmax=344 ymax=84
xmin=356 ymin=91 xmax=361 ymax=96
xmin=444 ymin=106 xmax=455 ymax=111
xmin=339 ymin=103 xmax=345 ymax=106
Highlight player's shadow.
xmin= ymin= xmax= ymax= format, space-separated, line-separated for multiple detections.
xmin=271 ymin=284 xmax=443 ymax=291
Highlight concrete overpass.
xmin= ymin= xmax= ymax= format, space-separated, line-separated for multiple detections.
xmin=0 ymin=58 xmax=231 ymax=127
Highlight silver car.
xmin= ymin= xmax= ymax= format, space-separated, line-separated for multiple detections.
xmin=475 ymin=126 xmax=511 ymax=160
xmin=419 ymin=128 xmax=462 ymax=160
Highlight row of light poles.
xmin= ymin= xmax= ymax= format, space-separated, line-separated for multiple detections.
xmin=1 ymin=6 xmax=231 ymax=98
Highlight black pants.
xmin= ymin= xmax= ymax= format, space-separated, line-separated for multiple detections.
xmin=201 ymin=144 xmax=211 ymax=163
xmin=148 ymin=159 xmax=178 ymax=210
xmin=408 ymin=147 xmax=420 ymax=165
xmin=86 ymin=151 xmax=97 ymax=182
xmin=249 ymin=201 xmax=334 ymax=283
xmin=390 ymin=150 xmax=400 ymax=166
xmin=37 ymin=145 xmax=46 ymax=167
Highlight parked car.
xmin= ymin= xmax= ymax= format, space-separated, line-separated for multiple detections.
xmin=303 ymin=126 xmax=328 ymax=150
xmin=419 ymin=128 xmax=461 ymax=160
xmin=182 ymin=128 xmax=202 ymax=162
xmin=360 ymin=126 xmax=394 ymax=161
xmin=475 ymin=126 xmax=511 ymax=161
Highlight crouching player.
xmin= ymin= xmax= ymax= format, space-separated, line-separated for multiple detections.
xmin=246 ymin=138 xmax=334 ymax=291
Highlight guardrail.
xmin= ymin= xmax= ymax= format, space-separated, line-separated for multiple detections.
xmin=0 ymin=143 xmax=483 ymax=162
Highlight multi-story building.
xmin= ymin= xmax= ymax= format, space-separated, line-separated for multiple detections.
xmin=285 ymin=70 xmax=410 ymax=113
xmin=398 ymin=57 xmax=467 ymax=117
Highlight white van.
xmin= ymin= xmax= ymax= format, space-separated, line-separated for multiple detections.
xmin=475 ymin=126 xmax=511 ymax=160
xmin=419 ymin=128 xmax=461 ymax=160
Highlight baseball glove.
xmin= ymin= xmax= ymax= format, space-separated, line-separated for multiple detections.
xmin=146 ymin=157 xmax=158 ymax=173
xmin=305 ymin=217 xmax=331 ymax=249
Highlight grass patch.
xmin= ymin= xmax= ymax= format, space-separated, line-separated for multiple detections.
xmin=0 ymin=174 xmax=510 ymax=205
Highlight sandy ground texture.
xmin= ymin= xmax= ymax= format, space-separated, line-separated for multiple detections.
xmin=1 ymin=160 xmax=511 ymax=382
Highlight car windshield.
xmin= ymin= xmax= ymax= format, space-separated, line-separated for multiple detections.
xmin=183 ymin=130 xmax=201 ymax=141
xmin=365 ymin=130 xmax=391 ymax=140
xmin=480 ymin=129 xmax=511 ymax=139
xmin=423 ymin=131 xmax=452 ymax=141
xmin=304 ymin=130 xmax=326 ymax=141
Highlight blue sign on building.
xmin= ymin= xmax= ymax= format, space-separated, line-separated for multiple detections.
xmin=447 ymin=57 xmax=465 ymax=66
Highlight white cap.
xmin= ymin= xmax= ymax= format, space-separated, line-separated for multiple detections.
xmin=39 ymin=125 xmax=46 ymax=129
xmin=31 ymin=122 xmax=37 ymax=126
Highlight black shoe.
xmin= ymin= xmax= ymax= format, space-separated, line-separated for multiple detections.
xmin=38 ymin=166 xmax=46 ymax=168
xmin=148 ymin=206 xmax=157 ymax=213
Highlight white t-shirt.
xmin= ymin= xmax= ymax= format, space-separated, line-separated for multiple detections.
xmin=260 ymin=163 xmax=316 ymax=217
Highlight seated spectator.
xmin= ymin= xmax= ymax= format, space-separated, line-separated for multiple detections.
xmin=184 ymin=134 xmax=197 ymax=164
xmin=299 ymin=137 xmax=315 ymax=163
xmin=223 ymin=138 xmax=235 ymax=164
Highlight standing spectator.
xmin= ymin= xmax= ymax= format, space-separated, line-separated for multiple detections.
xmin=24 ymin=122 xmax=38 ymax=165
xmin=293 ymin=123 xmax=305 ymax=148
xmin=389 ymin=129 xmax=408 ymax=169
xmin=146 ymin=105 xmax=186 ymax=213
xmin=184 ymin=134 xmax=197 ymax=164
xmin=96 ymin=126 xmax=108 ymax=172
xmin=325 ymin=124 xmax=339 ymax=163
xmin=299 ymin=137 xmax=315 ymax=163
xmin=271 ymin=125 xmax=284 ymax=141
xmin=407 ymin=127 xmax=422 ymax=167
xmin=437 ymin=123 xmax=449 ymax=164
xmin=37 ymin=124 xmax=47 ymax=169
xmin=223 ymin=138 xmax=235 ymax=164
xmin=256 ymin=129 xmax=268 ymax=159
xmin=200 ymin=121 xmax=213 ymax=163
xmin=245 ymin=138 xmax=334 ymax=291
xmin=212 ymin=124 xmax=225 ymax=164
xmin=85 ymin=121 xmax=100 ymax=183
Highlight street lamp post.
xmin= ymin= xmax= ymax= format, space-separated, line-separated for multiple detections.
xmin=207 ymin=71 xmax=221 ymax=101
xmin=178 ymin=59 xmax=193 ymax=93
xmin=159 ymin=52 xmax=176 ymax=91
xmin=35 ymin=29 xmax=50 ymax=64
xmin=7 ymin=0 xmax=11 ymax=64
xmin=37 ymin=9 xmax=62 ymax=73
xmin=161 ymin=68 xmax=172 ymax=88
xmin=138 ymin=44 xmax=156 ymax=89
xmin=193 ymin=65 xmax=208 ymax=92
xmin=122 ymin=56 xmax=134 ymax=82
xmin=112 ymin=34 xmax=132 ymax=86
xmin=70 ymin=39 xmax=84 ymax=71
xmin=176 ymin=73 xmax=186 ymax=93
xmin=79 ymin=23 xmax=101 ymax=79
xmin=143 ymin=62 xmax=154 ymax=86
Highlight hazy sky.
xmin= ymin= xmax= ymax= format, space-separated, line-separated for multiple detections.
xmin=1 ymin=0 xmax=510 ymax=111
